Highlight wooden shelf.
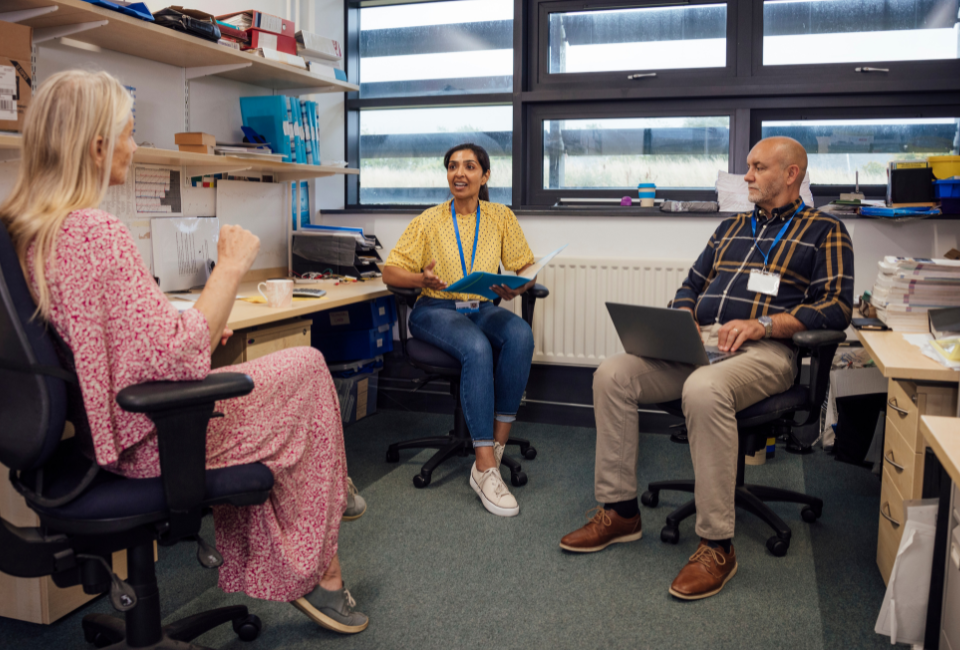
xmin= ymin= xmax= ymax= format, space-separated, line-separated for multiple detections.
xmin=5 ymin=0 xmax=357 ymax=93
xmin=0 ymin=135 xmax=358 ymax=180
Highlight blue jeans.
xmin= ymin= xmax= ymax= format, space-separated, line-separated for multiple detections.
xmin=408 ymin=298 xmax=535 ymax=447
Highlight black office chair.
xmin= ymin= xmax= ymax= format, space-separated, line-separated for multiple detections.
xmin=0 ymin=221 xmax=272 ymax=649
xmin=640 ymin=330 xmax=846 ymax=557
xmin=384 ymin=283 xmax=548 ymax=488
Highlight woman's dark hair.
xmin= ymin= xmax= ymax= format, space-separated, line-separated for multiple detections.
xmin=443 ymin=143 xmax=491 ymax=202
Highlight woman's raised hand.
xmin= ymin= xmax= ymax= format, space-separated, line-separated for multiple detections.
xmin=420 ymin=260 xmax=448 ymax=291
xmin=217 ymin=225 xmax=260 ymax=277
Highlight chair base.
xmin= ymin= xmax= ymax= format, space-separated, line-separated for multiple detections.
xmin=81 ymin=540 xmax=261 ymax=649
xmin=641 ymin=480 xmax=823 ymax=557
xmin=386 ymin=432 xmax=536 ymax=489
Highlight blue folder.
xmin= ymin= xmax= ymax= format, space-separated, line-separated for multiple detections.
xmin=443 ymin=245 xmax=568 ymax=301
xmin=80 ymin=0 xmax=154 ymax=21
xmin=239 ymin=96 xmax=291 ymax=162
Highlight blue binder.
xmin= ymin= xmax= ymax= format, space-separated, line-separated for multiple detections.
xmin=239 ymin=96 xmax=291 ymax=162
xmin=309 ymin=101 xmax=321 ymax=166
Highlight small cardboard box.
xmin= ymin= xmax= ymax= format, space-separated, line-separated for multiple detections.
xmin=174 ymin=132 xmax=216 ymax=146
xmin=0 ymin=21 xmax=33 ymax=133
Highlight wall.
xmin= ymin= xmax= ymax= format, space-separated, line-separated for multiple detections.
xmin=320 ymin=212 xmax=960 ymax=297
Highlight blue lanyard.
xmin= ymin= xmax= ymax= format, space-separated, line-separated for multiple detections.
xmin=451 ymin=201 xmax=481 ymax=278
xmin=751 ymin=202 xmax=804 ymax=270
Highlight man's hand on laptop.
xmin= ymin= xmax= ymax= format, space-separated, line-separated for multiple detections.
xmin=678 ymin=307 xmax=700 ymax=335
xmin=717 ymin=319 xmax=765 ymax=353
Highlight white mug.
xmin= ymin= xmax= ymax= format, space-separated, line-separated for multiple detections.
xmin=258 ymin=279 xmax=294 ymax=309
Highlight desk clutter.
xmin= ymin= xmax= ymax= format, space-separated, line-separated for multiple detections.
xmin=869 ymin=253 xmax=960 ymax=335
xmin=292 ymin=225 xmax=383 ymax=279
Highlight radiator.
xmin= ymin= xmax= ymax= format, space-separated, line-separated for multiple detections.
xmin=504 ymin=257 xmax=695 ymax=367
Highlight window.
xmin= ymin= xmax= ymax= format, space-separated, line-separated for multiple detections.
xmin=763 ymin=0 xmax=960 ymax=66
xmin=543 ymin=117 xmax=730 ymax=189
xmin=547 ymin=3 xmax=728 ymax=74
xmin=359 ymin=106 xmax=513 ymax=205
xmin=359 ymin=0 xmax=514 ymax=98
xmin=761 ymin=118 xmax=960 ymax=185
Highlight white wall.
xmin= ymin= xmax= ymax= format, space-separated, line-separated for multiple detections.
xmin=320 ymin=212 xmax=960 ymax=297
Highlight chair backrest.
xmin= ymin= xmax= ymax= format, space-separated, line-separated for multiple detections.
xmin=0 ymin=221 xmax=68 ymax=471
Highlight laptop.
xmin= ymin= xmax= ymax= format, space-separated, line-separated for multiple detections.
xmin=605 ymin=303 xmax=739 ymax=366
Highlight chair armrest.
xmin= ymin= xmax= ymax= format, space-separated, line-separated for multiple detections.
xmin=116 ymin=373 xmax=254 ymax=413
xmin=386 ymin=284 xmax=421 ymax=309
xmin=792 ymin=330 xmax=846 ymax=349
xmin=116 ymin=373 xmax=254 ymax=542
xmin=529 ymin=283 xmax=549 ymax=299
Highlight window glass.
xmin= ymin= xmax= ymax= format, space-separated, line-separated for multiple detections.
xmin=761 ymin=118 xmax=960 ymax=184
xmin=763 ymin=0 xmax=960 ymax=66
xmin=360 ymin=106 xmax=513 ymax=205
xmin=359 ymin=0 xmax=514 ymax=98
xmin=547 ymin=4 xmax=727 ymax=74
xmin=542 ymin=117 xmax=730 ymax=189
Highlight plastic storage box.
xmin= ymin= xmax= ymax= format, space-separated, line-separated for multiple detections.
xmin=329 ymin=356 xmax=383 ymax=425
xmin=314 ymin=323 xmax=393 ymax=363
xmin=936 ymin=179 xmax=960 ymax=214
xmin=312 ymin=295 xmax=396 ymax=332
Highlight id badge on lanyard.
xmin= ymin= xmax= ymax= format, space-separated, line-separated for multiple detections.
xmin=455 ymin=300 xmax=480 ymax=315
xmin=749 ymin=202 xmax=803 ymax=297
xmin=451 ymin=201 xmax=482 ymax=314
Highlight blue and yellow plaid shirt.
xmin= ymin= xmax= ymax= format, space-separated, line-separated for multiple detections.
xmin=674 ymin=198 xmax=854 ymax=331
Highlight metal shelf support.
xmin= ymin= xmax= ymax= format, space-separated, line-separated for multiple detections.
xmin=34 ymin=20 xmax=109 ymax=44
xmin=185 ymin=63 xmax=253 ymax=80
xmin=0 ymin=5 xmax=58 ymax=23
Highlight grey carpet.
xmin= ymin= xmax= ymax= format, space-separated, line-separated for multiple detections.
xmin=0 ymin=410 xmax=893 ymax=649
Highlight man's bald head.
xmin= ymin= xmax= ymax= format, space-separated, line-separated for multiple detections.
xmin=744 ymin=136 xmax=808 ymax=214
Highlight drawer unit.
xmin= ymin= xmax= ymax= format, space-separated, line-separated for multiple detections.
xmin=886 ymin=380 xmax=958 ymax=450
xmin=882 ymin=416 xmax=926 ymax=501
xmin=942 ymin=484 xmax=960 ymax=650
xmin=212 ymin=318 xmax=312 ymax=368
xmin=877 ymin=463 xmax=907 ymax=585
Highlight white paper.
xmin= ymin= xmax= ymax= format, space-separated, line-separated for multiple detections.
xmin=257 ymin=12 xmax=283 ymax=34
xmin=0 ymin=66 xmax=16 ymax=96
xmin=258 ymin=32 xmax=277 ymax=51
xmin=903 ymin=333 xmax=960 ymax=369
xmin=520 ymin=245 xmax=568 ymax=280
xmin=152 ymin=217 xmax=219 ymax=292
xmin=716 ymin=170 xmax=815 ymax=213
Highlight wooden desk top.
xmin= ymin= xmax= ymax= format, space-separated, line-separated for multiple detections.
xmin=921 ymin=416 xmax=960 ymax=487
xmin=225 ymin=279 xmax=390 ymax=330
xmin=858 ymin=330 xmax=960 ymax=383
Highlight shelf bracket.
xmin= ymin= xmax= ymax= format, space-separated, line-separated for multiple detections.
xmin=273 ymin=171 xmax=336 ymax=182
xmin=0 ymin=6 xmax=58 ymax=23
xmin=34 ymin=20 xmax=109 ymax=44
xmin=185 ymin=63 xmax=253 ymax=80
xmin=184 ymin=165 xmax=254 ymax=177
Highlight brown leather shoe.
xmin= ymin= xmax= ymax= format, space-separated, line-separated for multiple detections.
xmin=559 ymin=506 xmax=642 ymax=553
xmin=669 ymin=539 xmax=738 ymax=600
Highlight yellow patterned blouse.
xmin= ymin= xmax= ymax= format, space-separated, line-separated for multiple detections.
xmin=385 ymin=200 xmax=535 ymax=302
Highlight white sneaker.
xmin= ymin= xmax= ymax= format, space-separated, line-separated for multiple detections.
xmin=493 ymin=441 xmax=505 ymax=469
xmin=469 ymin=462 xmax=519 ymax=517
xmin=343 ymin=477 xmax=366 ymax=521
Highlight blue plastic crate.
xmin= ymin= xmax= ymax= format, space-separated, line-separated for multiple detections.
xmin=935 ymin=179 xmax=960 ymax=199
xmin=314 ymin=323 xmax=393 ymax=363
xmin=312 ymin=295 xmax=396 ymax=332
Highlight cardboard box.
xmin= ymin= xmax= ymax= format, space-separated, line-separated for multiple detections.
xmin=174 ymin=132 xmax=216 ymax=146
xmin=177 ymin=144 xmax=215 ymax=155
xmin=0 ymin=21 xmax=33 ymax=133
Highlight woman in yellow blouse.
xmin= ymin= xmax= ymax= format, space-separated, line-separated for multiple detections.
xmin=382 ymin=143 xmax=537 ymax=518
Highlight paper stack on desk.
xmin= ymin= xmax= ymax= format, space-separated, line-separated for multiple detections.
xmin=871 ymin=256 xmax=960 ymax=332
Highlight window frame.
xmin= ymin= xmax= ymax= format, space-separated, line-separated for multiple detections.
xmin=342 ymin=0 xmax=960 ymax=213
xmin=527 ymin=101 xmax=738 ymax=206
xmin=529 ymin=0 xmax=739 ymax=93
xmin=750 ymin=0 xmax=960 ymax=85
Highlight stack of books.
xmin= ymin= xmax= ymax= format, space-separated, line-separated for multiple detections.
xmin=296 ymin=30 xmax=347 ymax=82
xmin=871 ymin=256 xmax=960 ymax=332
xmin=175 ymin=132 xmax=215 ymax=155
xmin=239 ymin=96 xmax=324 ymax=165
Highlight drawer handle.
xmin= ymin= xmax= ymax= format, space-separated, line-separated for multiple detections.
xmin=887 ymin=398 xmax=910 ymax=416
xmin=880 ymin=502 xmax=901 ymax=527
xmin=883 ymin=451 xmax=905 ymax=472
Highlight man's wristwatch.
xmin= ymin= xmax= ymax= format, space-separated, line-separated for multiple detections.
xmin=758 ymin=315 xmax=773 ymax=338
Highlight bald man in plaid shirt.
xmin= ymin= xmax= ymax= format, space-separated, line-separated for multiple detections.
xmin=560 ymin=137 xmax=854 ymax=600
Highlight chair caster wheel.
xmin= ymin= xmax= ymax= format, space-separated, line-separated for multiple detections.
xmin=233 ymin=614 xmax=262 ymax=642
xmin=523 ymin=447 xmax=537 ymax=460
xmin=801 ymin=506 xmax=821 ymax=522
xmin=766 ymin=536 xmax=790 ymax=557
xmin=511 ymin=471 xmax=527 ymax=487
xmin=640 ymin=490 xmax=659 ymax=508
xmin=386 ymin=449 xmax=400 ymax=463
xmin=413 ymin=473 xmax=431 ymax=488
xmin=660 ymin=526 xmax=680 ymax=544
xmin=92 ymin=633 xmax=118 ymax=649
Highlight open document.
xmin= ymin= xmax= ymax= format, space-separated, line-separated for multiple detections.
xmin=443 ymin=245 xmax=567 ymax=301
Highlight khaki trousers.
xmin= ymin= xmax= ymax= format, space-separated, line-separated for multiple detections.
xmin=592 ymin=325 xmax=796 ymax=540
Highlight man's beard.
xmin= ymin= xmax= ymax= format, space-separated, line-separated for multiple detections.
xmin=748 ymin=181 xmax=784 ymax=205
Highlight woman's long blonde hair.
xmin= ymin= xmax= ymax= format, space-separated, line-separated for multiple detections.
xmin=0 ymin=70 xmax=133 ymax=320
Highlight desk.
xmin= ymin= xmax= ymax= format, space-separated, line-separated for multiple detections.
xmin=920 ymin=416 xmax=960 ymax=650
xmin=856 ymin=331 xmax=959 ymax=585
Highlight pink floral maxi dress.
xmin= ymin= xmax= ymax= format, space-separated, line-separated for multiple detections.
xmin=28 ymin=209 xmax=347 ymax=602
